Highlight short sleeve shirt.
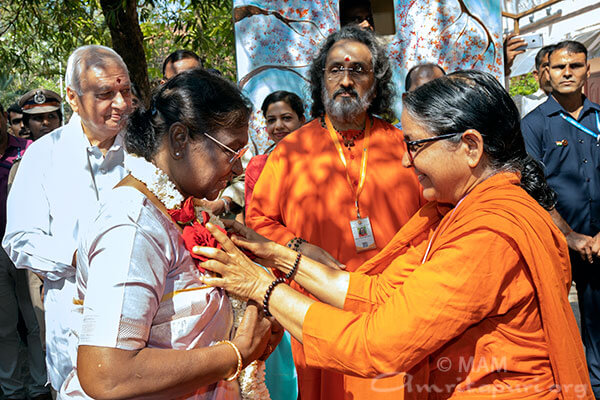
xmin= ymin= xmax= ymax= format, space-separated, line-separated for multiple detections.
xmin=521 ymin=95 xmax=600 ymax=236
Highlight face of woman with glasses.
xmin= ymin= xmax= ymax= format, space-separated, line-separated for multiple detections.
xmin=400 ymin=110 xmax=474 ymax=205
xmin=168 ymin=124 xmax=248 ymax=201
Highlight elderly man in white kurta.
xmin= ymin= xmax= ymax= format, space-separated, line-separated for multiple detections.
xmin=3 ymin=44 xmax=132 ymax=391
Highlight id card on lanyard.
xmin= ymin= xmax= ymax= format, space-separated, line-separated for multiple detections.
xmin=560 ymin=111 xmax=600 ymax=141
xmin=325 ymin=115 xmax=376 ymax=252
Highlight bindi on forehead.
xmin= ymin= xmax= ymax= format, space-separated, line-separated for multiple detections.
xmin=327 ymin=40 xmax=372 ymax=66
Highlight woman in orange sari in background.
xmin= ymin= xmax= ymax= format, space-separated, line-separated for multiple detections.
xmin=196 ymin=70 xmax=593 ymax=399
xmin=244 ymin=91 xmax=305 ymax=211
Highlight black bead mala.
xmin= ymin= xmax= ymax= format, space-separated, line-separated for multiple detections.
xmin=285 ymin=252 xmax=302 ymax=281
xmin=263 ymin=277 xmax=286 ymax=317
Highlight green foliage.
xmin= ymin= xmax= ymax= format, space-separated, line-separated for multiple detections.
xmin=140 ymin=0 xmax=235 ymax=82
xmin=0 ymin=0 xmax=109 ymax=107
xmin=0 ymin=0 xmax=236 ymax=107
xmin=509 ymin=72 xmax=539 ymax=97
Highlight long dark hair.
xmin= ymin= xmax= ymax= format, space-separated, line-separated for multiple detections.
xmin=308 ymin=25 xmax=393 ymax=119
xmin=403 ymin=70 xmax=556 ymax=210
xmin=126 ymin=69 xmax=251 ymax=160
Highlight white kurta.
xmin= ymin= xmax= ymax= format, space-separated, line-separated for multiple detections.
xmin=2 ymin=114 xmax=127 ymax=390
xmin=60 ymin=186 xmax=239 ymax=399
xmin=513 ymin=89 xmax=548 ymax=118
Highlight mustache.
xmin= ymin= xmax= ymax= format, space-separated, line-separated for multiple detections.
xmin=333 ymin=88 xmax=358 ymax=98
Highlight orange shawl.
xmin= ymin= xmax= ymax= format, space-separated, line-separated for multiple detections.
xmin=303 ymin=173 xmax=592 ymax=399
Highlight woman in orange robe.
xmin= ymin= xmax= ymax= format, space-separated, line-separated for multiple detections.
xmin=196 ymin=70 xmax=593 ymax=399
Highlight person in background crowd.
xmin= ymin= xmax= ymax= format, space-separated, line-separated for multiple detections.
xmin=19 ymin=89 xmax=63 ymax=141
xmin=244 ymin=91 xmax=305 ymax=210
xmin=3 ymin=44 xmax=132 ymax=391
xmin=340 ymin=0 xmax=375 ymax=31
xmin=198 ymin=69 xmax=593 ymax=400
xmin=246 ymin=26 xmax=425 ymax=400
xmin=522 ymin=40 xmax=600 ymax=398
xmin=504 ymin=33 xmax=526 ymax=78
xmin=7 ymin=89 xmax=65 ymax=365
xmin=0 ymin=101 xmax=51 ymax=400
xmin=6 ymin=104 xmax=26 ymax=138
xmin=162 ymin=49 xmax=203 ymax=82
xmin=514 ymin=45 xmax=556 ymax=117
xmin=404 ymin=62 xmax=446 ymax=92
xmin=395 ymin=62 xmax=446 ymax=130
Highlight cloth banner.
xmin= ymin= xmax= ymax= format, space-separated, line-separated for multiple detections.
xmin=234 ymin=0 xmax=503 ymax=152
xmin=390 ymin=0 xmax=503 ymax=116
xmin=234 ymin=0 xmax=338 ymax=155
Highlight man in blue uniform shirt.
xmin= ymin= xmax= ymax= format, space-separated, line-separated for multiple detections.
xmin=522 ymin=40 xmax=600 ymax=398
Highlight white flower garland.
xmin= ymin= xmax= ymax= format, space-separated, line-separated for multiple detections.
xmin=124 ymin=155 xmax=184 ymax=209
xmin=228 ymin=296 xmax=270 ymax=400
xmin=125 ymin=154 xmax=270 ymax=400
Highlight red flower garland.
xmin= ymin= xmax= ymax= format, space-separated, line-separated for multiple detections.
xmin=167 ymin=197 xmax=254 ymax=272
xmin=167 ymin=197 xmax=228 ymax=272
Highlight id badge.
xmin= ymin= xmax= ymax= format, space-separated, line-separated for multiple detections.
xmin=350 ymin=217 xmax=376 ymax=252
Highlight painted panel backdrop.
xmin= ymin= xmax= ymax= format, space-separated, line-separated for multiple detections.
xmin=234 ymin=0 xmax=339 ymax=154
xmin=234 ymin=0 xmax=503 ymax=153
xmin=389 ymin=0 xmax=503 ymax=116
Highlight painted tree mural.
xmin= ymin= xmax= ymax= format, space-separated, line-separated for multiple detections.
xmin=233 ymin=0 xmax=503 ymax=153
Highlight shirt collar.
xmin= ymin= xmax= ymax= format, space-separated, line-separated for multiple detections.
xmin=70 ymin=113 xmax=125 ymax=155
xmin=110 ymin=130 xmax=125 ymax=153
xmin=541 ymin=94 xmax=600 ymax=118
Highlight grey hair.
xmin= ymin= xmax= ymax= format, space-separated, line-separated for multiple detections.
xmin=309 ymin=26 xmax=394 ymax=119
xmin=65 ymin=45 xmax=128 ymax=95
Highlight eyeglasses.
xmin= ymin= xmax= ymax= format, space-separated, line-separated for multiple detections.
xmin=404 ymin=132 xmax=462 ymax=165
xmin=323 ymin=64 xmax=373 ymax=81
xmin=203 ymin=132 xmax=248 ymax=164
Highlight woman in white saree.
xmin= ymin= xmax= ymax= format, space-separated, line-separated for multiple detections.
xmin=60 ymin=69 xmax=274 ymax=399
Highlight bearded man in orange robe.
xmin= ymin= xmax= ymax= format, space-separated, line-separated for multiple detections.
xmin=246 ymin=26 xmax=424 ymax=400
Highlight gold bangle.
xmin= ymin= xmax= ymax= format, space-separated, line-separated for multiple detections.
xmin=215 ymin=340 xmax=242 ymax=381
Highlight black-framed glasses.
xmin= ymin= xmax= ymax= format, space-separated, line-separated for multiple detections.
xmin=404 ymin=132 xmax=462 ymax=165
xmin=203 ymin=132 xmax=248 ymax=164
xmin=323 ymin=64 xmax=373 ymax=81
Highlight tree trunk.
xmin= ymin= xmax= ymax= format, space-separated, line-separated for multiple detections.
xmin=99 ymin=0 xmax=151 ymax=106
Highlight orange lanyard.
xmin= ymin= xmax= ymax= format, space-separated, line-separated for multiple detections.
xmin=325 ymin=114 xmax=371 ymax=218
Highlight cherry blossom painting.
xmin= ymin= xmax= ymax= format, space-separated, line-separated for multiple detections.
xmin=234 ymin=0 xmax=338 ymax=154
xmin=390 ymin=0 xmax=503 ymax=115
xmin=234 ymin=0 xmax=502 ymax=152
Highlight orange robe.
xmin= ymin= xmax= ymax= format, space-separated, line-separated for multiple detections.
xmin=302 ymin=173 xmax=593 ymax=399
xmin=246 ymin=117 xmax=425 ymax=399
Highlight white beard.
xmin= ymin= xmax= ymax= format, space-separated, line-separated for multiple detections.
xmin=322 ymin=84 xmax=374 ymax=125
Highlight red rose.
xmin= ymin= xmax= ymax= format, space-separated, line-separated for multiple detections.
xmin=167 ymin=197 xmax=196 ymax=225
xmin=169 ymin=198 xmax=255 ymax=272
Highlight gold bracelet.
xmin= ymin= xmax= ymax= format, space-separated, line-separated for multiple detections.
xmin=215 ymin=340 xmax=242 ymax=381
